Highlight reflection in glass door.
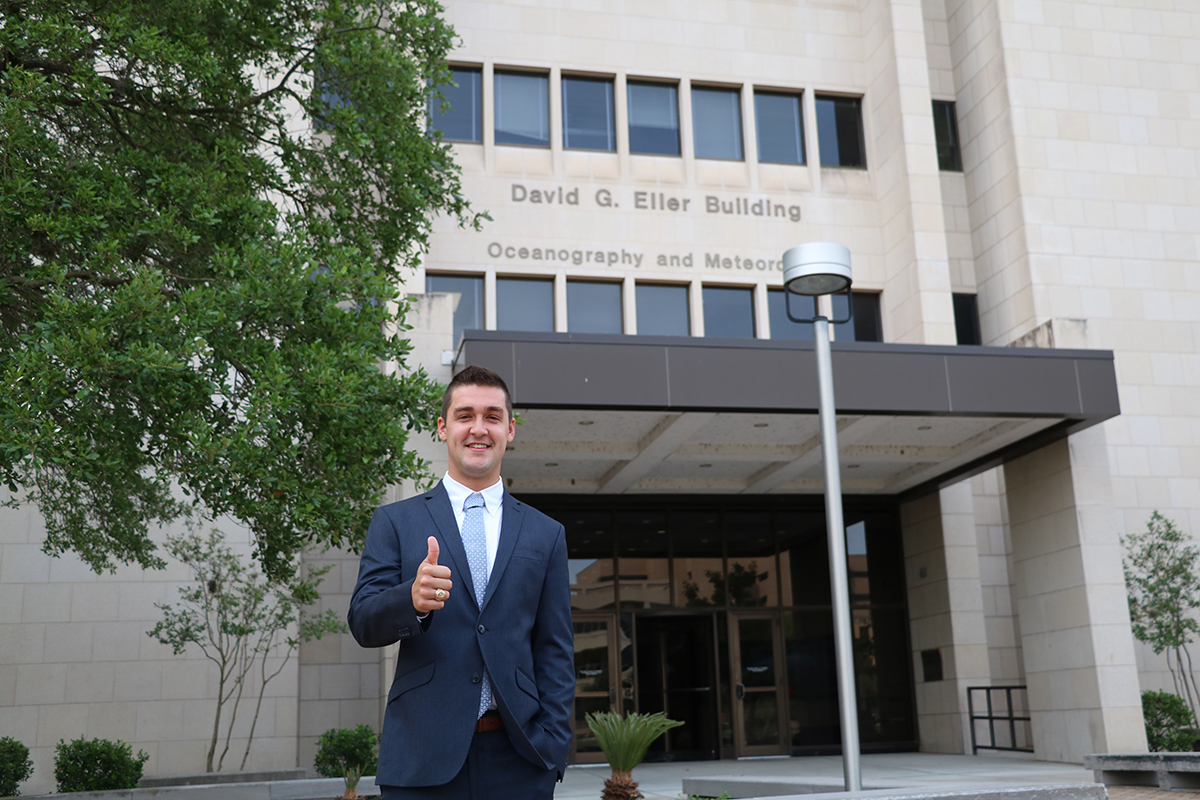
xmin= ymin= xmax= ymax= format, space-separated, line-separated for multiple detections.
xmin=730 ymin=613 xmax=788 ymax=756
xmin=571 ymin=614 xmax=629 ymax=762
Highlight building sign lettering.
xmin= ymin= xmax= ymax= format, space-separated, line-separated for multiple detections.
xmin=486 ymin=241 xmax=783 ymax=272
xmin=511 ymin=182 xmax=801 ymax=222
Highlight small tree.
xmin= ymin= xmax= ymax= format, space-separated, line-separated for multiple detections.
xmin=585 ymin=711 xmax=683 ymax=800
xmin=1123 ymin=512 xmax=1200 ymax=727
xmin=314 ymin=725 xmax=378 ymax=799
xmin=148 ymin=528 xmax=346 ymax=771
xmin=0 ymin=736 xmax=34 ymax=796
xmin=1143 ymin=690 xmax=1196 ymax=752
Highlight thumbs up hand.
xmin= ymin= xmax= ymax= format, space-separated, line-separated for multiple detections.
xmin=413 ymin=536 xmax=453 ymax=613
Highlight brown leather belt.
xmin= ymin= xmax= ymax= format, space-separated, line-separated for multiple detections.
xmin=475 ymin=711 xmax=503 ymax=733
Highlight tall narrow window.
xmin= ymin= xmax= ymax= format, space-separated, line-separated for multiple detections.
xmin=767 ymin=290 xmax=814 ymax=340
xmin=636 ymin=284 xmax=689 ymax=335
xmin=703 ymin=286 xmax=755 ymax=339
xmin=953 ymin=294 xmax=982 ymax=345
xmin=496 ymin=278 xmax=554 ymax=331
xmin=755 ymin=91 xmax=805 ymax=165
xmin=427 ymin=66 xmax=482 ymax=142
xmin=692 ymin=86 xmax=743 ymax=160
xmin=933 ymin=100 xmax=963 ymax=172
xmin=563 ymin=76 xmax=615 ymax=151
xmin=830 ymin=292 xmax=883 ymax=342
xmin=495 ymin=72 xmax=549 ymax=146
xmin=627 ymin=82 xmax=680 ymax=156
xmin=815 ymin=94 xmax=866 ymax=168
xmin=568 ymin=281 xmax=622 ymax=334
xmin=426 ymin=274 xmax=483 ymax=345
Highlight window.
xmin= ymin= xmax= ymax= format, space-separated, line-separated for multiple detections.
xmin=428 ymin=66 xmax=482 ymax=142
xmin=636 ymin=284 xmax=689 ymax=335
xmin=767 ymin=290 xmax=815 ymax=340
xmin=426 ymin=274 xmax=483 ymax=346
xmin=933 ymin=100 xmax=963 ymax=172
xmin=563 ymin=76 xmax=615 ymax=151
xmin=953 ymin=293 xmax=982 ymax=345
xmin=627 ymin=81 xmax=680 ymax=156
xmin=494 ymin=71 xmax=549 ymax=146
xmin=567 ymin=281 xmax=622 ymax=334
xmin=755 ymin=91 xmax=805 ymax=165
xmin=831 ymin=292 xmax=883 ymax=342
xmin=703 ymin=286 xmax=755 ymax=338
xmin=496 ymin=277 xmax=553 ymax=331
xmin=692 ymin=86 xmax=743 ymax=160
xmin=815 ymin=94 xmax=866 ymax=168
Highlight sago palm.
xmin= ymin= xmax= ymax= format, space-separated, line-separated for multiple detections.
xmin=585 ymin=711 xmax=684 ymax=800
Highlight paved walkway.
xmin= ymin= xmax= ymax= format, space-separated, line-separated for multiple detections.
xmin=556 ymin=752 xmax=1099 ymax=799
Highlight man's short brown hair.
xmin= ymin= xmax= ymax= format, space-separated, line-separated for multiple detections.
xmin=440 ymin=365 xmax=513 ymax=420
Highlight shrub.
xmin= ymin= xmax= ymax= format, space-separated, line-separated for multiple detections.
xmin=0 ymin=737 xmax=34 ymax=796
xmin=54 ymin=737 xmax=149 ymax=793
xmin=314 ymin=725 xmax=378 ymax=781
xmin=1143 ymin=690 xmax=1197 ymax=752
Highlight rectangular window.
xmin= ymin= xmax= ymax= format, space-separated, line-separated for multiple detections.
xmin=563 ymin=76 xmax=615 ymax=151
xmin=933 ymin=100 xmax=963 ymax=172
xmin=831 ymin=292 xmax=883 ymax=342
xmin=755 ymin=91 xmax=805 ymax=165
xmin=428 ymin=66 xmax=482 ymax=142
xmin=627 ymin=81 xmax=680 ymax=156
xmin=636 ymin=284 xmax=689 ymax=336
xmin=567 ymin=281 xmax=622 ymax=334
xmin=767 ymin=289 xmax=815 ymax=340
xmin=692 ymin=86 xmax=743 ymax=160
xmin=953 ymin=293 xmax=982 ymax=345
xmin=703 ymin=286 xmax=755 ymax=339
xmin=496 ymin=277 xmax=553 ymax=331
xmin=815 ymin=94 xmax=866 ymax=168
xmin=426 ymin=274 xmax=483 ymax=346
xmin=495 ymin=71 xmax=549 ymax=147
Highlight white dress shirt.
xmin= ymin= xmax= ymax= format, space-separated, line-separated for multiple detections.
xmin=441 ymin=472 xmax=504 ymax=576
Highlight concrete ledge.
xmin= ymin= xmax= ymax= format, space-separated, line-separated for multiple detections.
xmin=680 ymin=780 xmax=1105 ymax=800
xmin=1083 ymin=753 xmax=1200 ymax=790
xmin=20 ymin=775 xmax=380 ymax=800
xmin=140 ymin=769 xmax=308 ymax=788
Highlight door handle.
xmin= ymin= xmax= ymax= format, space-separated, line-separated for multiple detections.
xmin=609 ymin=686 xmax=617 ymax=705
xmin=736 ymin=683 xmax=745 ymax=700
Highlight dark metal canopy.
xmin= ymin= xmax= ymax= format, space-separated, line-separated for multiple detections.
xmin=455 ymin=331 xmax=1119 ymax=499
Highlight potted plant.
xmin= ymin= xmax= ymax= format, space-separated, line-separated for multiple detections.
xmin=584 ymin=711 xmax=683 ymax=800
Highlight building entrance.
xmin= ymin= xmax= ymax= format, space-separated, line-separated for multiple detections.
xmin=530 ymin=494 xmax=918 ymax=763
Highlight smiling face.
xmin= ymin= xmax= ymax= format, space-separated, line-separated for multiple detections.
xmin=437 ymin=383 xmax=515 ymax=491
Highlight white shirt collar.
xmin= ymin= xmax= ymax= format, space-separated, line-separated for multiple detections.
xmin=442 ymin=472 xmax=504 ymax=516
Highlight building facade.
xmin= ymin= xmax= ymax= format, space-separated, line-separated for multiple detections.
xmin=3 ymin=0 xmax=1199 ymax=792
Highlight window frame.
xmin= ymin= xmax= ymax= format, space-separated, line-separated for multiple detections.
xmin=566 ymin=279 xmax=624 ymax=334
xmin=815 ymin=93 xmax=868 ymax=169
xmin=427 ymin=64 xmax=483 ymax=143
xmin=562 ymin=73 xmax=616 ymax=152
xmin=933 ymin=100 xmax=963 ymax=172
xmin=626 ymin=79 xmax=682 ymax=157
xmin=496 ymin=275 xmax=555 ymax=332
xmin=691 ymin=83 xmax=744 ymax=161
xmin=701 ymin=284 xmax=757 ymax=339
xmin=494 ymin=68 xmax=551 ymax=148
xmin=754 ymin=89 xmax=806 ymax=166
xmin=635 ymin=282 xmax=691 ymax=336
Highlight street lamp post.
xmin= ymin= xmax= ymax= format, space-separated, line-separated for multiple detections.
xmin=782 ymin=242 xmax=862 ymax=792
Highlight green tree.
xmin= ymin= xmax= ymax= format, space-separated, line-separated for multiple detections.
xmin=0 ymin=0 xmax=481 ymax=578
xmin=1123 ymin=512 xmax=1200 ymax=728
xmin=148 ymin=528 xmax=346 ymax=772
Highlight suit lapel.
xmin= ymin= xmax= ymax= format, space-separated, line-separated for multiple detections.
xmin=482 ymin=491 xmax=523 ymax=611
xmin=423 ymin=483 xmax=479 ymax=605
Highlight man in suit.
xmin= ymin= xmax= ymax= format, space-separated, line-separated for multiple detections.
xmin=348 ymin=365 xmax=574 ymax=799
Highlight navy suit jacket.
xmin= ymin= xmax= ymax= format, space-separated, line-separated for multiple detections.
xmin=347 ymin=483 xmax=574 ymax=788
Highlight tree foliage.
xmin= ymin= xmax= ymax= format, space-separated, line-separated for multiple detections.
xmin=1142 ymin=690 xmax=1197 ymax=752
xmin=1123 ymin=511 xmax=1200 ymax=728
xmin=147 ymin=528 xmax=346 ymax=771
xmin=585 ymin=711 xmax=683 ymax=800
xmin=0 ymin=0 xmax=479 ymax=577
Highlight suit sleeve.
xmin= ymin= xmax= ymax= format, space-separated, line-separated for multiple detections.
xmin=347 ymin=506 xmax=429 ymax=648
xmin=530 ymin=523 xmax=575 ymax=774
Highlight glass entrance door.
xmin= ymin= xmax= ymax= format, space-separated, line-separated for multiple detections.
xmin=730 ymin=613 xmax=788 ymax=756
xmin=571 ymin=613 xmax=629 ymax=763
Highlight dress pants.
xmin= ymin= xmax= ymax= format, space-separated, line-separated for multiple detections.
xmin=380 ymin=728 xmax=557 ymax=800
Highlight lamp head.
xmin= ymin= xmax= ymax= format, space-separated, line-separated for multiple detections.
xmin=783 ymin=242 xmax=853 ymax=296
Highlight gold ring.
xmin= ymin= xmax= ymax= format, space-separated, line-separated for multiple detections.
xmin=434 ymin=588 xmax=446 ymax=601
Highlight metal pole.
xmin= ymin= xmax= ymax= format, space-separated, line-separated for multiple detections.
xmin=814 ymin=315 xmax=862 ymax=791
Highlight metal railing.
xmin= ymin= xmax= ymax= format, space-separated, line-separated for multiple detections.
xmin=967 ymin=685 xmax=1033 ymax=754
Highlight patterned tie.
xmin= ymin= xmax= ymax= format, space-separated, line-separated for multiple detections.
xmin=462 ymin=492 xmax=492 ymax=718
